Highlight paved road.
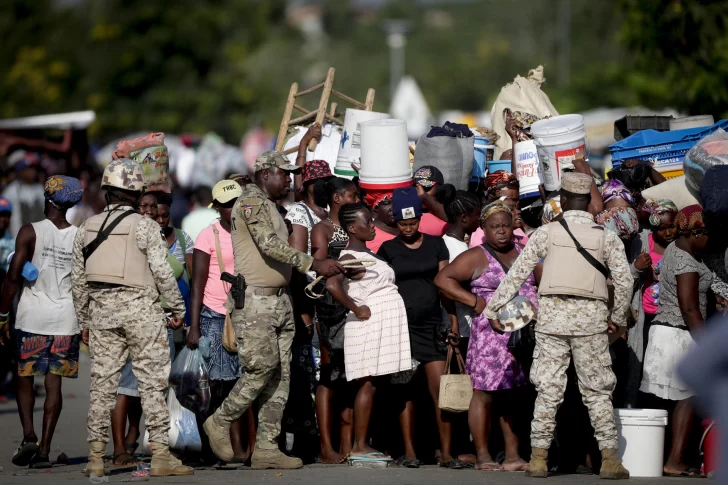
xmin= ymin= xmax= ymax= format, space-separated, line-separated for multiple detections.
xmin=0 ymin=353 xmax=700 ymax=484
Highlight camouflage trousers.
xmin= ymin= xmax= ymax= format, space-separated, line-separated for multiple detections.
xmin=530 ymin=331 xmax=618 ymax=450
xmin=87 ymin=320 xmax=171 ymax=445
xmin=215 ymin=292 xmax=294 ymax=450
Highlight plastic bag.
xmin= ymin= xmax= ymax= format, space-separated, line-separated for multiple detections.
xmin=169 ymin=347 xmax=210 ymax=414
xmin=684 ymin=129 xmax=728 ymax=200
xmin=143 ymin=388 xmax=202 ymax=454
xmin=490 ymin=66 xmax=559 ymax=160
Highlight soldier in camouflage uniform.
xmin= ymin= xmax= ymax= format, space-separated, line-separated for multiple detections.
xmin=71 ymin=159 xmax=193 ymax=477
xmin=485 ymin=172 xmax=632 ymax=479
xmin=203 ymin=151 xmax=343 ymax=469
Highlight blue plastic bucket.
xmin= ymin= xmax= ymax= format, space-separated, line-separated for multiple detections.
xmin=488 ymin=160 xmax=512 ymax=173
xmin=472 ymin=137 xmax=494 ymax=182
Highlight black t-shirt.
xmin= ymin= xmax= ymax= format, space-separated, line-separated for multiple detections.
xmin=377 ymin=234 xmax=449 ymax=327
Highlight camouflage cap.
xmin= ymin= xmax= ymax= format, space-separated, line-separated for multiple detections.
xmin=102 ymin=158 xmax=146 ymax=192
xmin=254 ymin=151 xmax=302 ymax=174
xmin=497 ymin=294 xmax=536 ymax=332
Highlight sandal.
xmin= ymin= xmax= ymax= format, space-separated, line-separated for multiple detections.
xmin=349 ymin=452 xmax=393 ymax=463
xmin=29 ymin=453 xmax=52 ymax=469
xmin=12 ymin=439 xmax=39 ymax=467
xmin=440 ymin=460 xmax=465 ymax=469
xmin=394 ymin=456 xmax=421 ymax=468
xmin=664 ymin=468 xmax=703 ymax=478
xmin=110 ymin=452 xmax=139 ymax=467
xmin=475 ymin=462 xmax=503 ymax=471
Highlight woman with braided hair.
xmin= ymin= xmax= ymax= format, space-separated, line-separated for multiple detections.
xmin=308 ymin=177 xmax=360 ymax=464
xmin=325 ymin=202 xmax=413 ymax=463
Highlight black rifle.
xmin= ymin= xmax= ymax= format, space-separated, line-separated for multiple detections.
xmin=221 ymin=272 xmax=246 ymax=309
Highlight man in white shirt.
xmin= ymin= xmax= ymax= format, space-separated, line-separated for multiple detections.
xmin=0 ymin=175 xmax=83 ymax=469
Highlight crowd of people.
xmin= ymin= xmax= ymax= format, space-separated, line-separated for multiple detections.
xmin=0 ymin=122 xmax=726 ymax=480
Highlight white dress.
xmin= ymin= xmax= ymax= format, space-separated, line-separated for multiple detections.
xmin=341 ymin=249 xmax=413 ymax=380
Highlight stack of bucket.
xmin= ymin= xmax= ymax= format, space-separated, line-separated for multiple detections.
xmin=335 ymin=108 xmax=392 ymax=178
xmin=531 ymin=114 xmax=587 ymax=192
xmin=358 ymin=119 xmax=413 ymax=190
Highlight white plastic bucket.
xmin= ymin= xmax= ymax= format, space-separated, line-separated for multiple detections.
xmin=359 ymin=119 xmax=412 ymax=190
xmin=335 ymin=108 xmax=391 ymax=178
xmin=614 ymin=408 xmax=668 ymax=478
xmin=514 ymin=140 xmax=542 ymax=199
xmin=531 ymin=114 xmax=586 ymax=191
xmin=472 ymin=136 xmax=494 ymax=181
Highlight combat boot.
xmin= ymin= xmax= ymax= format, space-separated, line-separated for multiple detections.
xmin=251 ymin=448 xmax=304 ymax=470
xmin=150 ymin=443 xmax=194 ymax=476
xmin=85 ymin=441 xmax=106 ymax=477
xmin=203 ymin=414 xmax=234 ymax=462
xmin=599 ymin=448 xmax=629 ymax=480
xmin=525 ymin=447 xmax=549 ymax=478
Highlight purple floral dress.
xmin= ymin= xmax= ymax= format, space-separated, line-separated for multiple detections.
xmin=467 ymin=245 xmax=539 ymax=391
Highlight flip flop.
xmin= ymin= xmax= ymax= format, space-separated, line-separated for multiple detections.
xmin=349 ymin=452 xmax=393 ymax=462
xmin=12 ymin=440 xmax=39 ymax=467
xmin=475 ymin=462 xmax=503 ymax=471
xmin=109 ymin=452 xmax=139 ymax=468
xmin=440 ymin=460 xmax=465 ymax=469
xmin=663 ymin=468 xmax=703 ymax=478
xmin=393 ymin=456 xmax=421 ymax=468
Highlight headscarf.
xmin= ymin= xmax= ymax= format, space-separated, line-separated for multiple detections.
xmin=647 ymin=199 xmax=678 ymax=227
xmin=503 ymin=108 xmax=542 ymax=143
xmin=479 ymin=201 xmax=512 ymax=226
xmin=675 ymin=204 xmax=705 ymax=233
xmin=364 ymin=188 xmax=393 ymax=211
xmin=601 ymin=178 xmax=633 ymax=205
xmin=44 ymin=175 xmax=84 ymax=209
xmin=484 ymin=170 xmax=519 ymax=199
xmin=595 ymin=207 xmax=639 ymax=240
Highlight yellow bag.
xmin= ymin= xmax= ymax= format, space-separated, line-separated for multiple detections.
xmin=213 ymin=224 xmax=238 ymax=353
xmin=438 ymin=345 xmax=473 ymax=413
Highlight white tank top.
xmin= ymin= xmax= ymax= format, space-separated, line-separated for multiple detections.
xmin=16 ymin=219 xmax=79 ymax=335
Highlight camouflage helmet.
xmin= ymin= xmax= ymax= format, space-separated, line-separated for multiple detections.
xmin=101 ymin=158 xmax=146 ymax=192
xmin=497 ymin=295 xmax=536 ymax=332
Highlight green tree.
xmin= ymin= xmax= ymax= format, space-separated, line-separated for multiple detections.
xmin=619 ymin=0 xmax=728 ymax=118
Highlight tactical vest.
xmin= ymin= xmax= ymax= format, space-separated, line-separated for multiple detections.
xmin=538 ymin=221 xmax=608 ymax=301
xmin=84 ymin=211 xmax=156 ymax=289
xmin=231 ymin=195 xmax=292 ymax=288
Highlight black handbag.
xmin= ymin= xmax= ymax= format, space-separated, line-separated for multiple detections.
xmin=482 ymin=243 xmax=536 ymax=359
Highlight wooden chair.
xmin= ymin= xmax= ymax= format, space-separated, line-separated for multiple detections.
xmin=275 ymin=67 xmax=376 ymax=154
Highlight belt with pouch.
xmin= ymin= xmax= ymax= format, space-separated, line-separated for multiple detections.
xmin=246 ymin=286 xmax=286 ymax=297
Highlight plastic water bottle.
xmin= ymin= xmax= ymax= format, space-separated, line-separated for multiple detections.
xmin=6 ymin=252 xmax=38 ymax=281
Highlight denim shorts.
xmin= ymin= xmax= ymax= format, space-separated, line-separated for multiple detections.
xmin=200 ymin=305 xmax=241 ymax=381
xmin=118 ymin=328 xmax=175 ymax=397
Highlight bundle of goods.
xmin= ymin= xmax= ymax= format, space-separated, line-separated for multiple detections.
xmin=609 ymin=119 xmax=728 ymax=178
xmin=490 ymin=65 xmax=559 ymax=160
xmin=413 ymin=121 xmax=474 ymax=191
xmin=113 ymin=132 xmax=169 ymax=191
xmin=683 ymin=129 xmax=728 ymax=200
